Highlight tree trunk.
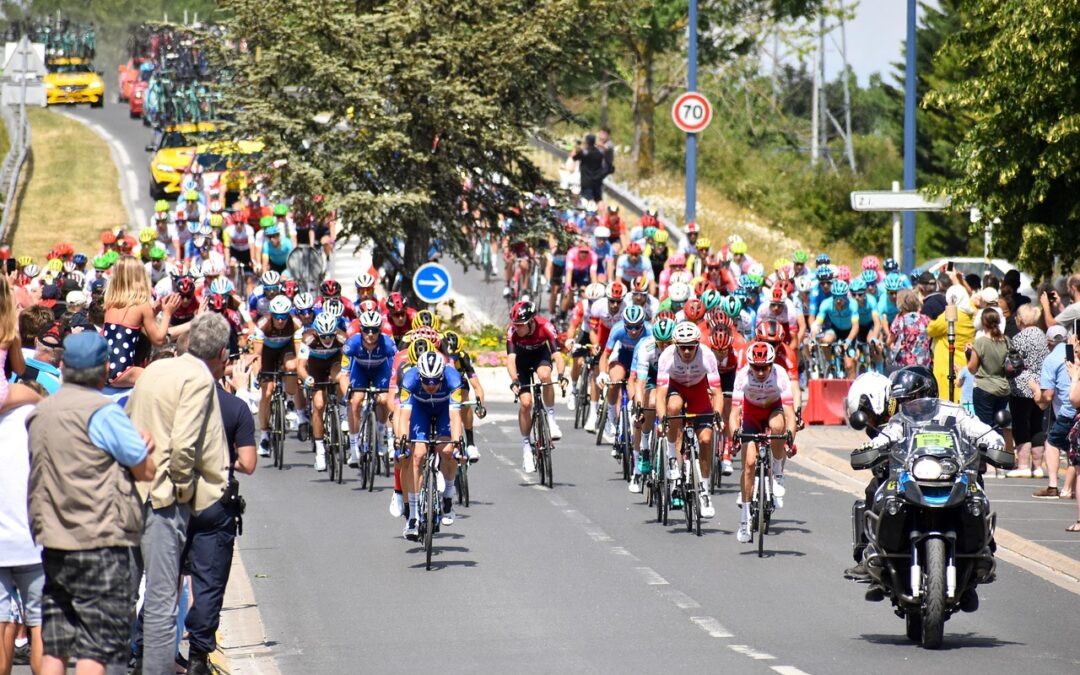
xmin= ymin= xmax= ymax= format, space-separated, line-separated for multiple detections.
xmin=633 ymin=52 xmax=655 ymax=178
xmin=402 ymin=221 xmax=432 ymax=305
xmin=599 ymin=81 xmax=609 ymax=129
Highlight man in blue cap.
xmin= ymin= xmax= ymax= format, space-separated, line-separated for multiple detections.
xmin=26 ymin=331 xmax=156 ymax=675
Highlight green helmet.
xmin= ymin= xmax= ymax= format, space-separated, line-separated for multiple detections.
xmin=273 ymin=203 xmax=289 ymax=217
xmin=792 ymin=249 xmax=809 ymax=264
xmin=652 ymin=318 xmax=676 ymax=342
xmin=154 ymin=199 xmax=170 ymax=213
xmin=92 ymin=255 xmax=110 ymax=270
xmin=149 ymin=246 xmax=166 ymax=261
xmin=700 ymin=288 xmax=722 ymax=311
xmin=259 ymin=215 xmax=276 ymax=229
xmin=104 ymin=250 xmax=120 ymax=264
xmin=720 ymin=295 xmax=743 ymax=318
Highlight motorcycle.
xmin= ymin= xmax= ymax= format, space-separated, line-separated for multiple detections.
xmin=848 ymin=406 xmax=1014 ymax=649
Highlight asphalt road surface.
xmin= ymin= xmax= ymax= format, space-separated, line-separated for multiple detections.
xmin=56 ymin=100 xmax=1080 ymax=674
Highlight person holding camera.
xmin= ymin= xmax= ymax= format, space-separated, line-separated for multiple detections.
xmin=1042 ymin=274 xmax=1080 ymax=332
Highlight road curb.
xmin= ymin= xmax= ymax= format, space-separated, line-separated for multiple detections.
xmin=796 ymin=443 xmax=1080 ymax=595
xmin=216 ymin=549 xmax=281 ymax=674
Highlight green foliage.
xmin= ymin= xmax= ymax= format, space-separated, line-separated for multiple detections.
xmin=928 ymin=0 xmax=1080 ymax=278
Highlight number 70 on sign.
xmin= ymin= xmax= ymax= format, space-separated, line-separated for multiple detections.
xmin=672 ymin=92 xmax=713 ymax=134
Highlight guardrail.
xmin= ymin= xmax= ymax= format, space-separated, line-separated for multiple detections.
xmin=527 ymin=136 xmax=687 ymax=248
xmin=0 ymin=101 xmax=30 ymax=242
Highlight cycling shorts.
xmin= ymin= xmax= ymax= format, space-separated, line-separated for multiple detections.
xmin=667 ymin=380 xmax=713 ymax=423
xmin=350 ymin=362 xmax=392 ymax=390
xmin=261 ymin=345 xmax=292 ymax=375
xmin=550 ymin=266 xmax=565 ymax=285
xmin=315 ymin=225 xmax=331 ymax=241
xmin=230 ymin=247 xmax=251 ymax=266
xmin=571 ymin=268 xmax=591 ymax=287
xmin=516 ymin=344 xmax=553 ymax=386
xmin=611 ymin=346 xmax=634 ymax=370
xmin=741 ymin=401 xmax=784 ymax=434
xmin=410 ymin=405 xmax=451 ymax=442
xmin=307 ymin=357 xmax=340 ymax=386
xmin=719 ymin=370 xmax=736 ymax=397
xmin=856 ymin=322 xmax=873 ymax=344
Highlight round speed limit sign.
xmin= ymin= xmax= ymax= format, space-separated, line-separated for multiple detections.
xmin=671 ymin=92 xmax=713 ymax=134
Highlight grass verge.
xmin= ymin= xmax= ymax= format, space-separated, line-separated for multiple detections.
xmin=5 ymin=107 xmax=126 ymax=258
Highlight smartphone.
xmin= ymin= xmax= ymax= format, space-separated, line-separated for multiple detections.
xmin=1068 ymin=343 xmax=1076 ymax=364
xmin=946 ymin=261 xmax=955 ymax=272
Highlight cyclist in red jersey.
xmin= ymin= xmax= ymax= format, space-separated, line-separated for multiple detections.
xmin=506 ymin=301 xmax=566 ymax=472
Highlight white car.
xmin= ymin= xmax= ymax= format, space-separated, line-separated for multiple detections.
xmin=920 ymin=257 xmax=1035 ymax=301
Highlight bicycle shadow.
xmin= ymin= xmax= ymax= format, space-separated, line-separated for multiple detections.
xmin=857 ymin=633 xmax=1019 ymax=650
xmin=768 ymin=520 xmax=811 ymax=534
xmin=739 ymin=548 xmax=806 ymax=558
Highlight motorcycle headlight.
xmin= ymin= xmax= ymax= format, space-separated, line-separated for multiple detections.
xmin=912 ymin=457 xmax=944 ymax=481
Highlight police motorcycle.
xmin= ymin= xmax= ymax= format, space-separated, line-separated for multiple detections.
xmin=847 ymin=367 xmax=1014 ymax=650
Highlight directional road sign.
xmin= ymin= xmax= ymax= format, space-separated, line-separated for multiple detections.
xmin=671 ymin=91 xmax=712 ymax=134
xmin=412 ymin=262 xmax=452 ymax=304
xmin=850 ymin=190 xmax=950 ymax=212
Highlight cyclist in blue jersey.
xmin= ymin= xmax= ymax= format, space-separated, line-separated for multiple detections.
xmin=248 ymin=270 xmax=285 ymax=319
xmin=615 ymin=241 xmax=655 ymax=293
xmin=849 ymin=278 xmax=881 ymax=345
xmin=811 ymin=279 xmax=860 ymax=377
xmin=596 ymin=305 xmax=650 ymax=445
xmin=878 ymin=273 xmax=904 ymax=334
xmin=397 ymin=352 xmax=464 ymax=539
xmin=344 ymin=310 xmax=397 ymax=466
xmin=261 ymin=224 xmax=295 ymax=274
xmin=298 ymin=313 xmax=348 ymax=472
xmin=628 ymin=317 xmax=676 ymax=493
xmin=808 ymin=265 xmax=834 ymax=317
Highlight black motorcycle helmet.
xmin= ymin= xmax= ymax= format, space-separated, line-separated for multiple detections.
xmin=888 ymin=366 xmax=938 ymax=415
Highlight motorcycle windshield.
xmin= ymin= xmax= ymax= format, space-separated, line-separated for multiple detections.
xmin=893 ymin=424 xmax=978 ymax=467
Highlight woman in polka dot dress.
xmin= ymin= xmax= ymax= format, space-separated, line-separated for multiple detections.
xmin=103 ymin=255 xmax=182 ymax=387
xmin=0 ymin=275 xmax=41 ymax=411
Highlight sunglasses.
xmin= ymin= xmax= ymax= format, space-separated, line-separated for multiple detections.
xmin=627 ymin=325 xmax=644 ymax=332
xmin=271 ymin=313 xmax=290 ymax=320
xmin=853 ymin=292 xmax=865 ymax=298
xmin=751 ymin=365 xmax=770 ymax=374
xmin=678 ymin=345 xmax=697 ymax=353
xmin=421 ymin=377 xmax=442 ymax=386
xmin=361 ymin=327 xmax=381 ymax=335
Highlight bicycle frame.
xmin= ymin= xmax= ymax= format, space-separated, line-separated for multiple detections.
xmin=734 ymin=431 xmax=791 ymax=556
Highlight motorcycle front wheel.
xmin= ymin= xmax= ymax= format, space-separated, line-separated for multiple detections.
xmin=921 ymin=537 xmax=947 ymax=649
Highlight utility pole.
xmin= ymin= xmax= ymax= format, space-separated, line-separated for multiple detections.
xmin=902 ymin=0 xmax=918 ymax=273
xmin=818 ymin=13 xmax=827 ymax=163
xmin=810 ymin=29 xmax=819 ymax=166
xmin=685 ymin=0 xmax=699 ymax=223
xmin=839 ymin=1 xmax=855 ymax=172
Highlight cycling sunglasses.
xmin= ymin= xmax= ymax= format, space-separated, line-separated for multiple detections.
xmin=677 ymin=344 xmax=698 ymax=354
xmin=853 ymin=292 xmax=866 ymax=298
xmin=420 ymin=377 xmax=442 ymax=386
xmin=751 ymin=364 xmax=770 ymax=374
xmin=626 ymin=324 xmax=644 ymax=332
xmin=361 ymin=326 xmax=381 ymax=335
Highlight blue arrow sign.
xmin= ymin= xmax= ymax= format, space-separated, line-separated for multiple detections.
xmin=412 ymin=262 xmax=452 ymax=304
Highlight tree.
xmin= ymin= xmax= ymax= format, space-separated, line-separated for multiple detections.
xmin=928 ymin=0 xmax=1080 ymax=277
xmin=214 ymin=0 xmax=590 ymax=289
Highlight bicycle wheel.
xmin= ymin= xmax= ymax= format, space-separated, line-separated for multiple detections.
xmin=271 ymin=393 xmax=285 ymax=470
xmin=574 ymin=370 xmax=589 ymax=429
xmin=364 ymin=409 xmax=378 ymax=491
xmin=423 ymin=460 xmax=437 ymax=571
xmin=535 ymin=408 xmax=552 ymax=488
xmin=757 ymin=456 xmax=769 ymax=557
xmin=620 ymin=409 xmax=631 ymax=482
xmin=324 ymin=408 xmax=337 ymax=483
xmin=689 ymin=442 xmax=703 ymax=537
xmin=594 ymin=404 xmax=607 ymax=446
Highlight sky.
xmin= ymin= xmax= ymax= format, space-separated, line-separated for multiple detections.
xmin=821 ymin=1 xmax=932 ymax=86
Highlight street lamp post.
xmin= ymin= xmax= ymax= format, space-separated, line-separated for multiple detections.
xmin=902 ymin=0 xmax=917 ymax=273
xmin=685 ymin=0 xmax=699 ymax=224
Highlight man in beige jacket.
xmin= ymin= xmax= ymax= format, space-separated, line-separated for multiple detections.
xmin=126 ymin=313 xmax=230 ymax=675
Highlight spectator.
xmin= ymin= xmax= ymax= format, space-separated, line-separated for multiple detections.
xmin=966 ymin=310 xmax=1011 ymax=434
xmin=0 ymin=275 xmax=41 ymax=413
xmin=1 ymin=403 xmax=42 ymax=675
xmin=927 ymin=284 xmax=975 ymax=403
xmin=571 ymin=134 xmax=607 ymax=204
xmin=1008 ymin=304 xmax=1049 ymax=478
xmin=889 ymin=290 xmax=931 ymax=367
xmin=597 ymin=126 xmax=615 ymax=178
xmin=918 ymin=271 xmax=946 ymax=320
xmin=182 ymin=321 xmax=256 ymax=675
xmin=1029 ymin=325 xmax=1076 ymax=499
xmin=19 ymin=327 xmax=64 ymax=396
xmin=17 ymin=306 xmax=54 ymax=359
xmin=26 ymin=331 xmax=155 ymax=675
xmin=125 ymin=313 xmax=230 ymax=675
xmin=1002 ymin=269 xmax=1030 ymax=308
xmin=103 ymin=256 xmax=180 ymax=388
xmin=998 ymin=293 xmax=1019 ymax=338
xmin=1044 ymin=273 xmax=1080 ymax=332
xmin=1066 ymin=342 xmax=1080 ymax=532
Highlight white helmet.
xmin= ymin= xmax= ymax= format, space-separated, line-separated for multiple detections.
xmin=261 ymin=270 xmax=281 ymax=287
xmin=669 ymin=270 xmax=693 ymax=287
xmin=209 ymin=278 xmax=232 ymax=296
xmin=794 ymin=275 xmax=814 ymax=293
xmin=593 ymin=225 xmax=611 ymax=240
xmin=845 ymin=371 xmax=892 ymax=421
xmin=748 ymin=262 xmax=766 ymax=278
xmin=355 ymin=273 xmax=376 ymax=289
xmin=358 ymin=310 xmax=382 ymax=329
xmin=293 ymin=292 xmax=315 ymax=310
xmin=585 ymin=282 xmax=606 ymax=301
xmin=313 ymin=312 xmax=338 ymax=336
xmin=673 ymin=321 xmax=701 ymax=345
xmin=415 ymin=351 xmax=446 ymax=380
xmin=668 ymin=282 xmax=691 ymax=303
xmin=322 ymin=297 xmax=345 ymax=318
xmin=269 ymin=295 xmax=292 ymax=316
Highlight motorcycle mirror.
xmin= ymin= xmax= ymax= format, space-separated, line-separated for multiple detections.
xmin=849 ymin=410 xmax=870 ymax=432
xmin=993 ymin=409 xmax=1012 ymax=429
xmin=144 ymin=144 xmax=155 ymax=152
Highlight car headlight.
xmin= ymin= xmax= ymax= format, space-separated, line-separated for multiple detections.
xmin=912 ymin=457 xmax=944 ymax=481
xmin=45 ymin=82 xmax=55 ymax=89
xmin=156 ymin=164 xmax=177 ymax=173
xmin=89 ymin=82 xmax=104 ymax=90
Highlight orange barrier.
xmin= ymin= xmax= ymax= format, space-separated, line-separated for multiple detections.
xmin=804 ymin=378 xmax=853 ymax=426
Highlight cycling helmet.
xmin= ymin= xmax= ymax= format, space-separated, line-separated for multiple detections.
xmin=259 ymin=216 xmax=276 ymax=230
xmin=207 ymin=294 xmax=227 ymax=313
xmin=139 ymin=228 xmax=156 ymax=244
xmin=320 ymin=279 xmax=341 ymax=297
xmin=100 ymin=231 xmax=117 ymax=245
xmin=643 ymin=226 xmax=658 ymax=240
xmin=387 ymin=292 xmax=407 ymax=313
xmin=815 ymin=253 xmax=831 ymax=266
xmin=707 ymin=309 xmax=733 ymax=333
xmin=755 ymin=319 xmax=784 ymax=344
xmin=727 ymin=234 xmax=744 ymax=245
xmin=747 ymin=262 xmax=765 ymax=278
xmin=412 ymin=309 xmax=440 ymax=330
xmin=684 ymin=221 xmax=700 ymax=234
xmin=656 ymin=310 xmax=678 ymax=323
xmin=154 ymin=199 xmax=169 ymax=213
xmin=831 ymin=280 xmax=850 ymax=297
xmin=775 ymin=265 xmax=794 ymax=282
xmin=408 ymin=338 xmax=433 ymax=364
xmin=815 ymin=266 xmax=834 ymax=282
xmin=72 ymin=253 xmax=88 ymax=266
xmin=622 ymin=305 xmax=646 ymax=327
xmin=673 ymin=321 xmax=702 ymax=345
xmin=861 ymin=255 xmax=880 ymax=271
xmin=606 ymin=281 xmax=626 ymax=301
xmin=668 ymin=282 xmax=691 ymax=304
xmin=293 ymin=292 xmax=315 ymax=311
xmin=92 ymin=256 xmax=110 ymax=271
xmin=696 ymin=237 xmax=711 ymax=251
xmin=669 ymin=270 xmax=693 ymax=287
xmin=62 ymin=261 xmax=76 ymax=274
xmin=625 ymin=241 xmax=643 ymax=256
xmin=794 ymin=275 xmax=814 ymax=293
xmin=260 ymin=270 xmax=281 ymax=287
xmin=730 ymin=240 xmax=748 ymax=255
xmin=772 ymin=257 xmax=789 ymax=273
xmin=277 ymin=279 xmax=296 ymax=298
xmin=668 ymin=252 xmax=687 ymax=267
xmin=769 ymin=285 xmax=787 ymax=304
xmin=746 ymin=341 xmax=776 ymax=367
xmin=192 ymin=236 xmax=208 ymax=250
xmin=709 ymin=325 xmax=734 ymax=351
xmin=883 ymin=257 xmax=899 ymax=273
xmin=845 ymin=371 xmax=892 ymax=421
xmin=884 ymin=273 xmax=904 ymax=292
xmin=175 ymin=276 xmax=196 ymax=297
xmin=861 ymin=269 xmax=878 ymax=285
xmin=683 ymin=298 xmax=705 ymax=322
xmin=209 ymin=199 xmax=223 ymax=214
xmin=354 ymin=273 xmax=376 ymax=289
xmin=792 ymin=250 xmax=809 ymax=264
xmin=692 ymin=278 xmax=709 ymax=298
xmin=313 ymin=312 xmax=338 ymax=336
xmin=653 ymin=230 xmax=670 ymax=245
xmin=836 ymin=265 xmax=852 ymax=282
xmin=147 ymin=247 xmax=166 ymax=262
xmin=510 ymin=300 xmax=536 ymax=324
xmin=700 ymin=288 xmax=722 ymax=310
xmin=209 ymin=214 xmax=224 ymax=229
xmin=415 ymin=351 xmax=446 ymax=380
xmin=630 ymin=276 xmax=650 ymax=294
xmin=888 ymin=365 xmax=938 ymax=410
xmin=593 ymin=225 xmax=611 ymax=240
xmin=269 ymin=295 xmax=292 ymax=317
xmin=184 ymin=189 xmax=199 ymax=202
xmin=273 ymin=203 xmax=289 ymax=217
xmin=46 ymin=258 xmax=63 ymax=273
xmin=209 ymin=278 xmax=232 ymax=296
xmin=739 ymin=275 xmax=759 ymax=291
xmin=354 ymin=309 xmax=380 ymax=330
xmin=720 ymin=295 xmax=743 ymax=318
xmin=22 ymin=263 xmax=40 ymax=278
xmin=104 ymin=250 xmax=120 ymax=264
xmin=411 ymin=326 xmax=441 ymax=347
xmin=322 ymin=297 xmax=345 ymax=318
xmin=652 ymin=318 xmax=676 ymax=342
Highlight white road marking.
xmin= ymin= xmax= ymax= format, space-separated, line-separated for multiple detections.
xmin=656 ymin=588 xmax=700 ymax=609
xmin=562 ymin=509 xmax=591 ymax=524
xmin=771 ymin=667 xmax=813 ymax=675
xmin=689 ymin=616 xmax=734 ymax=638
xmin=729 ymin=644 xmax=775 ymax=659
xmin=634 ymin=566 xmax=668 ymax=585
xmin=583 ymin=526 xmax=612 ymax=542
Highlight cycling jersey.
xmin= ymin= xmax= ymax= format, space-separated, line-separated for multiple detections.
xmin=656 ymin=344 xmax=721 ymax=389
xmin=254 ymin=315 xmax=302 ymax=350
xmin=852 ymin=297 xmax=878 ymax=331
xmin=631 ymin=336 xmax=663 ymax=386
xmin=815 ymin=297 xmax=857 ymax=332
xmin=506 ymin=315 xmax=559 ymax=355
xmin=262 ymin=235 xmax=295 ymax=268
xmin=755 ymin=299 xmax=799 ymax=337
xmin=223 ymin=224 xmax=254 ymax=252
xmin=732 ymin=364 xmax=794 ymax=409
xmin=615 ymin=254 xmax=654 ymax=284
xmin=604 ymin=320 xmax=651 ymax=367
xmin=628 ymin=295 xmax=659 ymax=321
xmin=877 ymin=293 xmax=899 ymax=326
xmin=588 ymin=298 xmax=625 ymax=347
xmin=564 ymin=248 xmax=598 ymax=287
xmin=736 ymin=307 xmax=757 ymax=342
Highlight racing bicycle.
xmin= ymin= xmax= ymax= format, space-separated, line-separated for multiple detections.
xmin=734 ymin=431 xmax=792 ymax=557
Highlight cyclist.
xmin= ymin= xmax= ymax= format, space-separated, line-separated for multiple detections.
xmin=565 ymin=282 xmax=606 ymax=412
xmin=261 ymin=224 xmax=295 ymax=274
xmin=382 ymin=292 xmax=416 ymax=346
xmin=249 ymin=270 xmax=283 ymax=319
xmin=645 ymin=229 xmax=670 ymax=279
xmin=596 ymin=305 xmax=650 ymax=445
xmin=615 ymin=241 xmax=654 ymax=293
xmin=584 ymin=283 xmax=626 ymax=431
xmin=849 ymin=277 xmax=882 ymax=372
xmin=563 ymin=237 xmax=599 ymax=311
xmin=678 ymin=221 xmax=701 ymax=258
xmin=293 ymin=292 xmax=317 ymax=329
xmin=628 ymin=317 xmax=676 ymax=493
xmin=298 ymin=313 xmax=348 ymax=472
xmin=731 ymin=341 xmax=796 ymax=543
xmin=657 ymin=252 xmax=686 ymax=297
xmin=397 ymin=351 xmax=464 ymax=538
xmin=442 ymin=331 xmax=483 ymax=462
xmin=655 ymin=322 xmax=723 ymax=519
xmin=224 ymin=213 xmax=257 ymax=275
xmin=811 ymin=279 xmax=860 ymax=378
xmin=756 ymin=284 xmax=803 ymax=352
xmin=253 ymin=295 xmax=303 ymax=457
xmin=628 ymin=276 xmax=659 ymax=319
xmin=318 ymin=279 xmax=356 ymax=321
xmin=343 ymin=310 xmax=397 ymax=466
xmin=353 ymin=272 xmax=379 ymax=308
xmin=506 ymin=301 xmax=566 ymax=472
xmin=708 ymin=320 xmax=744 ymax=475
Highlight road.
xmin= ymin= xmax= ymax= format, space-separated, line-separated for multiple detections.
xmin=57 ymin=100 xmax=1080 ymax=674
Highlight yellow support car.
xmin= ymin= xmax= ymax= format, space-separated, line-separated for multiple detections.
xmin=189 ymin=140 xmax=265 ymax=199
xmin=44 ymin=57 xmax=105 ymax=107
xmin=147 ymin=122 xmax=219 ymax=199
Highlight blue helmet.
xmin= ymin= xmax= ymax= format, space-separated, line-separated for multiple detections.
xmin=831 ymin=280 xmax=850 ymax=297
xmin=884 ymin=272 xmax=905 ymax=292
xmin=815 ymin=253 xmax=831 ymax=266
xmin=883 ymin=257 xmax=899 ymax=273
xmin=849 ymin=278 xmax=868 ymax=294
xmin=816 ymin=266 xmax=834 ymax=282
xmin=861 ymin=269 xmax=878 ymax=285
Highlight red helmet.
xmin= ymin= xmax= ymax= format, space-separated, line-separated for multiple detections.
xmin=656 ymin=310 xmax=677 ymax=323
xmin=320 ymin=279 xmax=341 ymax=297
xmin=685 ymin=222 xmax=700 ymax=234
xmin=746 ymin=341 xmax=776 ymax=367
xmin=357 ymin=299 xmax=379 ymax=314
xmin=282 ymin=279 xmax=298 ymax=299
xmin=709 ymin=325 xmax=734 ymax=351
xmin=755 ymin=319 xmax=785 ymax=344
xmin=683 ymin=298 xmax=705 ymax=322
xmin=208 ymin=294 xmax=227 ymax=312
xmin=625 ymin=241 xmax=643 ymax=255
xmin=707 ymin=308 xmax=732 ymax=332
xmin=175 ymin=276 xmax=195 ymax=297
xmin=770 ymin=285 xmax=787 ymax=304
xmin=101 ymin=231 xmax=117 ymax=245
xmin=705 ymin=254 xmax=723 ymax=269
xmin=606 ymin=281 xmax=626 ymax=301
xmin=387 ymin=292 xmax=406 ymax=314
xmin=510 ymin=300 xmax=536 ymax=324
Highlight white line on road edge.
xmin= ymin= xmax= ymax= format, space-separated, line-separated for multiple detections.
xmin=728 ymin=644 xmax=775 ymax=660
xmin=634 ymin=566 xmax=669 ymax=585
xmin=57 ymin=111 xmax=140 ymax=227
xmin=771 ymin=667 xmax=813 ymax=675
xmin=656 ymin=588 xmax=700 ymax=609
xmin=690 ymin=616 xmax=734 ymax=638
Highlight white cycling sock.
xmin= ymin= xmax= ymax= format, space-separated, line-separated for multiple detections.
xmin=590 ymin=401 xmax=598 ymax=415
xmin=547 ymin=406 xmax=556 ymax=418
xmin=296 ymin=408 xmax=308 ymax=424
xmin=741 ymin=502 xmax=750 ymax=522
xmin=315 ymin=439 xmax=325 ymax=454
xmin=772 ymin=458 xmax=784 ymax=478
xmin=666 ymin=438 xmax=677 ymax=461
xmin=632 ymin=450 xmax=640 ymax=475
xmin=408 ymin=492 xmax=418 ymax=518
xmin=443 ymin=481 xmax=455 ymax=500
xmin=349 ymin=433 xmax=359 ymax=450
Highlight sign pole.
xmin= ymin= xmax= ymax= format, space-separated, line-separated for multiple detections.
xmin=891 ymin=180 xmax=900 ymax=263
xmin=902 ymin=0 xmax=917 ymax=274
xmin=685 ymin=0 xmax=698 ymax=225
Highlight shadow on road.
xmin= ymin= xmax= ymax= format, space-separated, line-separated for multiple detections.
xmin=858 ymin=632 xmax=1021 ymax=650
